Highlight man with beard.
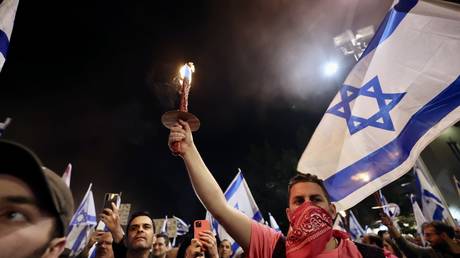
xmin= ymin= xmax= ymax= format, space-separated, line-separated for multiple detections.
xmin=383 ymin=216 xmax=460 ymax=257
xmin=168 ymin=120 xmax=383 ymax=258
xmin=0 ymin=140 xmax=75 ymax=258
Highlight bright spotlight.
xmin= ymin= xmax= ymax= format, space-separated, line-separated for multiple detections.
xmin=324 ymin=62 xmax=338 ymax=76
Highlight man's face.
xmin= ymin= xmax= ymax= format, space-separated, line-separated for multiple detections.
xmin=0 ymin=175 xmax=59 ymax=258
xmin=286 ymin=182 xmax=336 ymax=220
xmin=218 ymin=240 xmax=232 ymax=258
xmin=185 ymin=239 xmax=204 ymax=258
xmin=126 ymin=215 xmax=155 ymax=251
xmin=95 ymin=232 xmax=114 ymax=258
xmin=152 ymin=236 xmax=168 ymax=257
xmin=423 ymin=226 xmax=444 ymax=247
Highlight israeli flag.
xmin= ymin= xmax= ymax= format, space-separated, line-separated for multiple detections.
xmin=333 ymin=213 xmax=347 ymax=232
xmin=61 ymin=163 xmax=72 ymax=187
xmin=268 ymin=212 xmax=281 ymax=232
xmin=298 ymin=0 xmax=460 ymax=210
xmin=65 ymin=184 xmax=97 ymax=256
xmin=378 ymin=190 xmax=397 ymax=218
xmin=0 ymin=117 xmax=12 ymax=137
xmin=414 ymin=163 xmax=449 ymax=222
xmin=206 ymin=169 xmax=264 ymax=256
xmin=160 ymin=215 xmax=168 ymax=234
xmin=410 ymin=194 xmax=427 ymax=245
xmin=173 ymin=216 xmax=190 ymax=236
xmin=0 ymin=0 xmax=19 ymax=72
xmin=348 ymin=211 xmax=365 ymax=241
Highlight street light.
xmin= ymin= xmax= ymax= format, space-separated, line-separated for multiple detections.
xmin=323 ymin=61 xmax=338 ymax=76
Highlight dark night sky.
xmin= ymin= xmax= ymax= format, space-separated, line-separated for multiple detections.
xmin=0 ymin=0 xmax=397 ymax=228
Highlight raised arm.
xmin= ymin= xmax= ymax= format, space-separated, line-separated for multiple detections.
xmin=169 ymin=120 xmax=252 ymax=250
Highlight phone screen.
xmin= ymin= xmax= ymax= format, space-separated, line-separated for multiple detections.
xmin=103 ymin=193 xmax=120 ymax=210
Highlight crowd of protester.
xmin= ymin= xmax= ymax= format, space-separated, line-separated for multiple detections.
xmin=1 ymin=121 xmax=460 ymax=258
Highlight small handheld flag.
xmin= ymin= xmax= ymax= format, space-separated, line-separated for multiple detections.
xmin=65 ymin=184 xmax=97 ymax=256
xmin=206 ymin=169 xmax=264 ymax=256
xmin=0 ymin=0 xmax=19 ymax=72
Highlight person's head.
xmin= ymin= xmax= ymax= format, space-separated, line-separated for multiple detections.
xmin=0 ymin=140 xmax=75 ymax=258
xmin=218 ymin=239 xmax=233 ymax=258
xmin=176 ymin=235 xmax=213 ymax=258
xmin=126 ymin=211 xmax=156 ymax=252
xmin=377 ymin=230 xmax=389 ymax=240
xmin=152 ymin=233 xmax=170 ymax=257
xmin=286 ymin=173 xmax=336 ymax=221
xmin=94 ymin=231 xmax=114 ymax=258
xmin=362 ymin=234 xmax=383 ymax=248
xmin=423 ymin=221 xmax=455 ymax=249
xmin=383 ymin=238 xmax=403 ymax=258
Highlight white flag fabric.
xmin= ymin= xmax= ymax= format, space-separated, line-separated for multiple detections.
xmin=348 ymin=211 xmax=365 ymax=241
xmin=268 ymin=212 xmax=281 ymax=232
xmin=333 ymin=213 xmax=347 ymax=232
xmin=62 ymin=163 xmax=72 ymax=187
xmin=410 ymin=194 xmax=427 ymax=245
xmin=160 ymin=215 xmax=168 ymax=234
xmin=65 ymin=184 xmax=97 ymax=256
xmin=298 ymin=0 xmax=460 ymax=210
xmin=173 ymin=216 xmax=190 ymax=236
xmin=0 ymin=117 xmax=12 ymax=137
xmin=206 ymin=169 xmax=264 ymax=256
xmin=0 ymin=0 xmax=19 ymax=72
xmin=414 ymin=163 xmax=450 ymax=222
xmin=378 ymin=190 xmax=400 ymax=218
xmin=453 ymin=175 xmax=460 ymax=197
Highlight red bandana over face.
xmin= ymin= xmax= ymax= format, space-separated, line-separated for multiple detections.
xmin=286 ymin=201 xmax=347 ymax=258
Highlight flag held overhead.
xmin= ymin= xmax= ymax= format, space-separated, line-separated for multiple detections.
xmin=298 ymin=0 xmax=460 ymax=210
xmin=0 ymin=0 xmax=19 ymax=72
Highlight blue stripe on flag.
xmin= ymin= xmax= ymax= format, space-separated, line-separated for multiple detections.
xmin=252 ymin=211 xmax=262 ymax=222
xmin=71 ymin=225 xmax=89 ymax=252
xmin=432 ymin=205 xmax=444 ymax=221
xmin=423 ymin=190 xmax=443 ymax=204
xmin=0 ymin=29 xmax=9 ymax=58
xmin=224 ymin=172 xmax=244 ymax=200
xmin=325 ymin=75 xmax=460 ymax=202
xmin=231 ymin=242 xmax=240 ymax=255
xmin=360 ymin=0 xmax=418 ymax=60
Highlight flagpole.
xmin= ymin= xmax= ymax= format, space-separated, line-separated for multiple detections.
xmin=453 ymin=175 xmax=460 ymax=197
xmin=416 ymin=157 xmax=456 ymax=227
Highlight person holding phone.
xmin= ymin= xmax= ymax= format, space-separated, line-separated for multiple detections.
xmin=174 ymin=230 xmax=219 ymax=258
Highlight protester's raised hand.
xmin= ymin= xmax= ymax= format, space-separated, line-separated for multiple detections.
xmin=169 ymin=119 xmax=194 ymax=156
xmin=380 ymin=213 xmax=401 ymax=238
xmin=199 ymin=230 xmax=219 ymax=258
xmin=100 ymin=202 xmax=124 ymax=243
xmin=186 ymin=238 xmax=204 ymax=258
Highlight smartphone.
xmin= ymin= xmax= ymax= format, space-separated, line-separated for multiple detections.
xmin=193 ymin=220 xmax=211 ymax=240
xmin=96 ymin=193 xmax=121 ymax=231
xmin=102 ymin=193 xmax=121 ymax=210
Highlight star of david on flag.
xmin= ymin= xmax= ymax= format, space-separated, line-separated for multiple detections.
xmin=66 ymin=184 xmax=97 ymax=256
xmin=327 ymin=76 xmax=405 ymax=135
xmin=298 ymin=0 xmax=460 ymax=210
